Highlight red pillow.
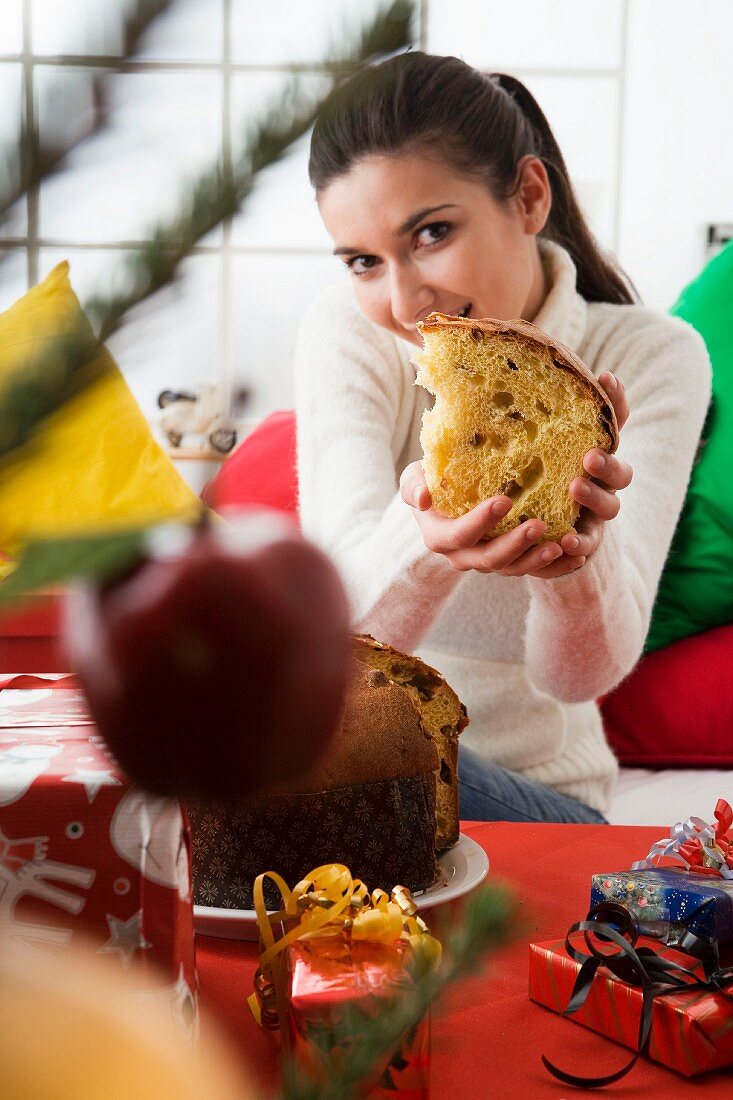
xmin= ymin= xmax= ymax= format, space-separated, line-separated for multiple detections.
xmin=207 ymin=410 xmax=733 ymax=770
xmin=601 ymin=623 xmax=733 ymax=767
xmin=203 ymin=410 xmax=298 ymax=517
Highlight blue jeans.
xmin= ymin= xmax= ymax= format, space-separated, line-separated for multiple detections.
xmin=458 ymin=745 xmax=607 ymax=824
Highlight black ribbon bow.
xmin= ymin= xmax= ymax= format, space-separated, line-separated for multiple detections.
xmin=542 ymin=900 xmax=733 ymax=1088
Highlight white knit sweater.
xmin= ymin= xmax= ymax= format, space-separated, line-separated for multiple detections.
xmin=294 ymin=241 xmax=711 ymax=813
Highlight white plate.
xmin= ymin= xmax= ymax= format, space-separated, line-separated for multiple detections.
xmin=193 ymin=833 xmax=489 ymax=942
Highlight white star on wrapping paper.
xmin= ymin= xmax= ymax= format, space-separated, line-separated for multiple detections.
xmin=98 ymin=910 xmax=151 ymax=968
xmin=61 ymin=767 xmax=121 ymax=804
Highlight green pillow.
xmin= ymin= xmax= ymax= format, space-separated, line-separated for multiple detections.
xmin=646 ymin=241 xmax=733 ymax=652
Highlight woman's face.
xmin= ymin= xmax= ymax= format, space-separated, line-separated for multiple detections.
xmin=318 ymin=151 xmax=551 ymax=347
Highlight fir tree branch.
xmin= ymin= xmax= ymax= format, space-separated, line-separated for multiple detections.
xmin=0 ymin=326 xmax=105 ymax=465
xmin=0 ymin=1 xmax=414 ymax=466
xmin=86 ymin=0 xmax=414 ymax=342
xmin=1 ymin=0 xmax=175 ymax=228
xmin=0 ymin=528 xmax=148 ymax=609
xmin=279 ymin=883 xmax=516 ymax=1100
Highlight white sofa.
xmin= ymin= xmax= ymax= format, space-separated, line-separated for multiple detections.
xmin=609 ymin=767 xmax=732 ymax=826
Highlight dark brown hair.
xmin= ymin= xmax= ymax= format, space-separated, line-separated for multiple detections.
xmin=310 ymin=52 xmax=638 ymax=306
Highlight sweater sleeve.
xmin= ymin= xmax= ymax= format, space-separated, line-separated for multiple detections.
xmin=524 ymin=313 xmax=712 ymax=703
xmin=293 ymin=285 xmax=460 ymax=651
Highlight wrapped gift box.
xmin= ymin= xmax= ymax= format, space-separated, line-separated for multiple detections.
xmin=289 ymin=934 xmax=430 ymax=1098
xmin=591 ymin=868 xmax=733 ymax=943
xmin=529 ymin=938 xmax=733 ymax=1077
xmin=0 ymin=673 xmax=197 ymax=1038
xmin=0 ymin=592 xmax=67 ymax=673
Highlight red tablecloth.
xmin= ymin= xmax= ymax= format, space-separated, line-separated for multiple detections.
xmin=196 ymin=820 xmax=733 ymax=1097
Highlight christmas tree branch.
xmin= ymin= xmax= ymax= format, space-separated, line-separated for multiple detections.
xmin=279 ymin=883 xmax=516 ymax=1100
xmin=86 ymin=0 xmax=414 ymax=342
xmin=0 ymin=0 xmax=414 ymax=460
xmin=0 ymin=1 xmax=414 ymax=605
xmin=1 ymin=0 xmax=175 ymax=227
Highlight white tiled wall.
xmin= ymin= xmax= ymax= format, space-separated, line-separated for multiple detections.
xmin=0 ymin=1 xmax=22 ymax=55
xmin=38 ymin=69 xmax=224 ymax=244
xmin=619 ymin=0 xmax=733 ymax=308
xmin=426 ymin=0 xmax=624 ymax=71
xmin=2 ymin=0 xmax=731 ymax=439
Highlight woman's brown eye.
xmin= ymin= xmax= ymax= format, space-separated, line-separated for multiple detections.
xmin=417 ymin=222 xmax=450 ymax=245
xmin=348 ymin=255 xmax=378 ymax=275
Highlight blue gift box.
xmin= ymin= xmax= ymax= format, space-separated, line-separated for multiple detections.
xmin=590 ymin=868 xmax=733 ymax=943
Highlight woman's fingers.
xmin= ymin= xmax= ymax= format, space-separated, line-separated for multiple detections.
xmin=582 ymin=449 xmax=633 ymax=491
xmin=399 ymin=461 xmax=432 ymax=510
xmin=400 ymin=462 xmax=526 ymax=552
xmin=492 ymin=539 xmax=564 ymax=576
xmin=445 ymin=518 xmax=553 ymax=571
xmin=569 ymin=477 xmax=620 ymax=522
xmin=560 ymin=511 xmax=605 ymax=558
xmin=599 ymin=371 xmax=630 ymax=432
xmin=420 ymin=497 xmax=517 ymax=554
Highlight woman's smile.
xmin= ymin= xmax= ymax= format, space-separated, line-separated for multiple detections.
xmin=318 ymin=151 xmax=549 ymax=345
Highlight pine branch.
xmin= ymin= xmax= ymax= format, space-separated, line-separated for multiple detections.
xmin=0 ymin=325 xmax=105 ymax=463
xmin=2 ymin=0 xmax=175 ymax=229
xmin=0 ymin=1 xmax=413 ymax=462
xmin=0 ymin=1 xmax=414 ymax=606
xmin=279 ymin=883 xmax=516 ymax=1100
xmin=0 ymin=528 xmax=148 ymax=610
xmin=86 ymin=0 xmax=415 ymax=342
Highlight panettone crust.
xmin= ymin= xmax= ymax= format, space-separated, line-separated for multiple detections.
xmin=350 ymin=634 xmax=467 ymax=850
xmin=417 ymin=312 xmax=619 ymax=445
xmin=260 ymin=658 xmax=438 ymax=796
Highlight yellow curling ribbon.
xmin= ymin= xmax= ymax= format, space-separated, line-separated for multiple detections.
xmin=247 ymin=864 xmax=442 ymax=1030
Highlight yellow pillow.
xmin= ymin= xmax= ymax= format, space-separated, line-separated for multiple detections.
xmin=0 ymin=262 xmax=201 ymax=562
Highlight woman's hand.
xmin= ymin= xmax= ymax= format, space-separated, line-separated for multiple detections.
xmin=400 ymin=371 xmax=632 ymax=579
xmin=558 ymin=371 xmax=632 ymax=564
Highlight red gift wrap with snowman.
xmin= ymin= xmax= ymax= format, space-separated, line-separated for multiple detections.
xmin=0 ymin=674 xmax=197 ymax=1038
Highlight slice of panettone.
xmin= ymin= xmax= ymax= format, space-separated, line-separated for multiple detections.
xmin=413 ymin=313 xmax=618 ymax=542
xmin=351 ymin=634 xmax=468 ymax=850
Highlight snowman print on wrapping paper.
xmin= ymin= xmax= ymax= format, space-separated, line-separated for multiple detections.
xmin=109 ymin=789 xmax=190 ymax=901
xmin=0 ymin=825 xmax=96 ymax=955
xmin=0 ymin=739 xmax=96 ymax=955
xmin=0 ymin=742 xmax=64 ymax=806
xmin=0 ymin=687 xmax=90 ymax=726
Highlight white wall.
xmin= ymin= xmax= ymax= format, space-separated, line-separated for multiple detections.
xmin=2 ymin=0 xmax=731 ymax=442
xmin=426 ymin=0 xmax=733 ymax=311
xmin=619 ymin=0 xmax=733 ymax=308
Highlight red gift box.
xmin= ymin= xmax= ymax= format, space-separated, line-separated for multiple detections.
xmin=289 ymin=935 xmax=430 ymax=1098
xmin=0 ymin=673 xmax=197 ymax=1037
xmin=529 ymin=937 xmax=733 ymax=1077
xmin=0 ymin=592 xmax=67 ymax=673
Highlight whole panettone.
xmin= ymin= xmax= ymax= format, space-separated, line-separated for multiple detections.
xmin=189 ymin=654 xmax=442 ymax=910
xmin=414 ymin=313 xmax=618 ymax=542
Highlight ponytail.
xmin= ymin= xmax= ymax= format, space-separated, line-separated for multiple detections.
xmin=490 ymin=73 xmax=638 ymax=305
xmin=310 ymin=52 xmax=639 ymax=307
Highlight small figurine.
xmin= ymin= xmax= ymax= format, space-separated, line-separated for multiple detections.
xmin=157 ymin=385 xmax=239 ymax=454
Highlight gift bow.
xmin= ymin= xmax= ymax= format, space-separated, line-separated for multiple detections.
xmin=247 ymin=863 xmax=441 ymax=1030
xmin=543 ymin=901 xmax=733 ymax=1089
xmin=632 ymin=798 xmax=733 ymax=879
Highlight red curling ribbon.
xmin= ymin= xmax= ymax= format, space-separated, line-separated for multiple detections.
xmin=632 ymin=799 xmax=733 ymax=880
xmin=715 ymin=798 xmax=733 ymax=839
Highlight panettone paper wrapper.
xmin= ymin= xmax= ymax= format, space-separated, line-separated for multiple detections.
xmin=189 ymin=771 xmax=437 ymax=910
xmin=0 ymin=674 xmax=197 ymax=1040
xmin=289 ymin=935 xmax=430 ymax=1098
xmin=529 ymin=938 xmax=733 ymax=1077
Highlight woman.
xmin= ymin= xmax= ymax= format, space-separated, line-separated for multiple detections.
xmin=294 ymin=52 xmax=711 ymax=823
